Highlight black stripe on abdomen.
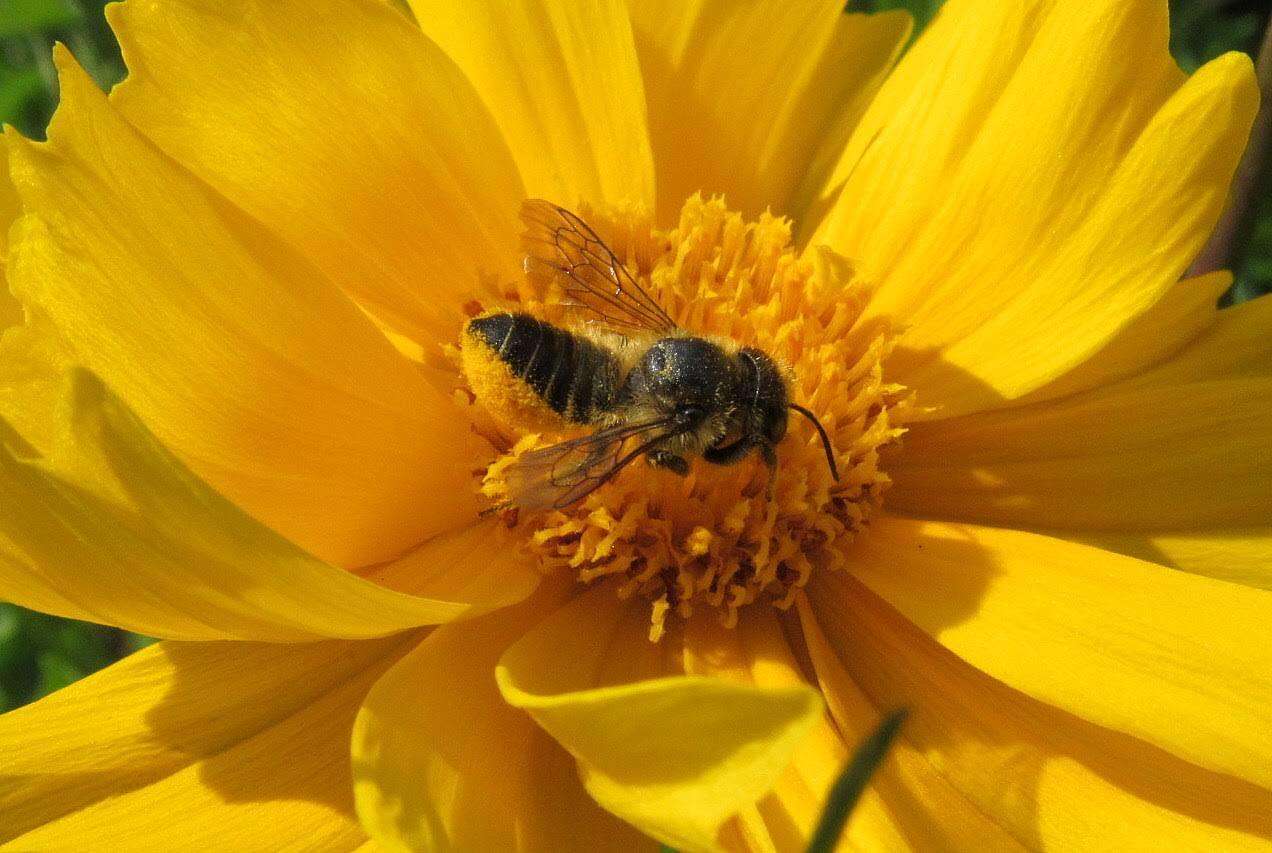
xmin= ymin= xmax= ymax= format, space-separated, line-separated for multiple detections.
xmin=467 ymin=312 xmax=619 ymax=424
xmin=568 ymin=340 xmax=620 ymax=423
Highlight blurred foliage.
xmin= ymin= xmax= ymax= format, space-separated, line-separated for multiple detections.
xmin=0 ymin=0 xmax=81 ymax=37
xmin=849 ymin=0 xmax=945 ymax=35
xmin=0 ymin=0 xmax=1268 ymax=714
xmin=0 ymin=603 xmax=154 ymax=710
xmin=1169 ymin=0 xmax=1269 ymax=71
xmin=0 ymin=0 xmax=123 ymax=139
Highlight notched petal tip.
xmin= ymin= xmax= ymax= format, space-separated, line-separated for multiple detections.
xmin=7 ymin=31 xmax=490 ymax=567
xmin=809 ymin=0 xmax=1262 ymax=421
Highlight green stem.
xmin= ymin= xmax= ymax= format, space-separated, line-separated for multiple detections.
xmin=805 ymin=708 xmax=909 ymax=853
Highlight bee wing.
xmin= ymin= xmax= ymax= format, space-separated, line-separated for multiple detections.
xmin=495 ymin=417 xmax=683 ymax=511
xmin=521 ymin=199 xmax=678 ymax=334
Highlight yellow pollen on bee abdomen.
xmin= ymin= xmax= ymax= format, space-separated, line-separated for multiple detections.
xmin=461 ymin=196 xmax=913 ymax=641
xmin=459 ymin=320 xmax=576 ymax=435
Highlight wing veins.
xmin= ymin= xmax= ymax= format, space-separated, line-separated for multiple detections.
xmin=496 ymin=416 xmax=685 ymax=510
xmin=520 ymin=199 xmax=677 ymax=334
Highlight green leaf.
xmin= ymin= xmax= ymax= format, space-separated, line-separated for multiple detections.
xmin=0 ymin=0 xmax=83 ymax=37
xmin=806 ymin=708 xmax=909 ymax=853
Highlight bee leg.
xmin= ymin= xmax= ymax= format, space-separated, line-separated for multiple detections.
xmin=703 ymin=437 xmax=755 ymax=466
xmin=761 ymin=444 xmax=778 ymax=499
xmin=647 ymin=450 xmax=690 ymax=476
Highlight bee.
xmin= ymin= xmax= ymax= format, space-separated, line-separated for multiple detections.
xmin=461 ymin=199 xmax=839 ymax=512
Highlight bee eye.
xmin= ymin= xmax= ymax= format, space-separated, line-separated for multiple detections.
xmin=676 ymin=404 xmax=706 ymax=425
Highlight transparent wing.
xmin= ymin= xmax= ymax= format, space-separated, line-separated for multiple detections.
xmin=521 ymin=199 xmax=678 ymax=334
xmin=493 ymin=417 xmax=683 ymax=511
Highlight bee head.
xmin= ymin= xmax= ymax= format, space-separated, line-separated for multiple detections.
xmin=722 ymin=348 xmax=839 ymax=481
xmin=736 ymin=348 xmax=790 ymax=447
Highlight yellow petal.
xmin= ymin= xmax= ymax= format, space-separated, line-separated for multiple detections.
xmin=6 ymin=50 xmax=484 ymax=566
xmin=843 ymin=516 xmax=1272 ymax=795
xmin=892 ymin=294 xmax=1272 ymax=557
xmin=0 ymin=632 xmax=413 ymax=847
xmin=626 ymin=0 xmax=909 ymax=223
xmin=408 ymin=0 xmax=654 ymax=211
xmin=796 ymin=598 xmax=1026 ymax=851
xmin=496 ymin=585 xmax=822 ymax=851
xmin=682 ymin=609 xmax=912 ymax=852
xmin=811 ymin=0 xmax=1258 ymax=419
xmin=894 ymin=51 xmax=1257 ymax=419
xmin=1115 ymin=291 xmax=1272 ymax=388
xmin=0 ymin=370 xmax=514 ymax=641
xmin=0 ymin=144 xmax=14 ymax=256
xmin=889 ymin=378 xmax=1272 ymax=530
xmin=108 ymin=0 xmax=525 ymax=344
xmin=805 ymin=567 xmax=1272 ymax=849
xmin=0 ymin=296 xmax=16 ymax=339
xmin=1014 ymin=271 xmax=1231 ymax=406
xmin=0 ymin=312 xmax=69 ymax=460
xmin=0 ymin=149 xmax=60 ymax=448
xmin=355 ymin=519 xmax=541 ymax=611
xmin=352 ymin=581 xmax=649 ymax=852
xmin=1071 ymin=528 xmax=1272 ymax=591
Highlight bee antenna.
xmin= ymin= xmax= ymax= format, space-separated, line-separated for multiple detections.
xmin=789 ymin=403 xmax=840 ymax=482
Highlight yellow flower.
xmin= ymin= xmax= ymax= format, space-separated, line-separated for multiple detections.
xmin=0 ymin=0 xmax=1269 ymax=849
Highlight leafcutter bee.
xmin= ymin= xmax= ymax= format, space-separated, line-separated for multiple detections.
xmin=461 ymin=200 xmax=839 ymax=512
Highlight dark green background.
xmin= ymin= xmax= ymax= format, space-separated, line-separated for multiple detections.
xmin=1 ymin=0 xmax=1270 ymax=711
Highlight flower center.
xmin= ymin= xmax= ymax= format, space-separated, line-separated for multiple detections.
xmin=456 ymin=196 xmax=911 ymax=640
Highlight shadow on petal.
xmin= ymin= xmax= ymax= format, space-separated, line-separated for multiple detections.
xmin=803 ymin=571 xmax=1272 ymax=849
xmin=0 ymin=633 xmax=416 ymax=845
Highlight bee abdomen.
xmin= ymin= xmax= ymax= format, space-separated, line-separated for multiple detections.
xmin=466 ymin=312 xmax=619 ymax=424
